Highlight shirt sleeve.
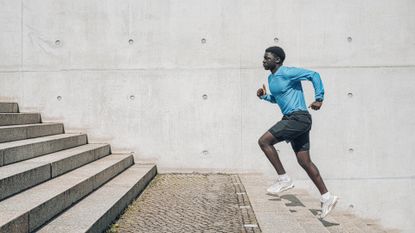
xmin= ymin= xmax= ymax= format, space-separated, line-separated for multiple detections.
xmin=284 ymin=67 xmax=325 ymax=100
xmin=260 ymin=94 xmax=277 ymax=103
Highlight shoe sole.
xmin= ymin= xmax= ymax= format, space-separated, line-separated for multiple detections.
xmin=320 ymin=196 xmax=339 ymax=219
xmin=266 ymin=184 xmax=295 ymax=196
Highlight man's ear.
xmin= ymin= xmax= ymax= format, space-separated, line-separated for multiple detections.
xmin=275 ymin=56 xmax=281 ymax=64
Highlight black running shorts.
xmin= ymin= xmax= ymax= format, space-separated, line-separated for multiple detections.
xmin=268 ymin=111 xmax=312 ymax=152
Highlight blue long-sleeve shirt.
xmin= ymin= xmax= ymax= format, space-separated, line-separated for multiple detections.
xmin=260 ymin=66 xmax=324 ymax=115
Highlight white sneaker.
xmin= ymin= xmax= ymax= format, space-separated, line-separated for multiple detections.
xmin=266 ymin=179 xmax=294 ymax=196
xmin=320 ymin=195 xmax=338 ymax=218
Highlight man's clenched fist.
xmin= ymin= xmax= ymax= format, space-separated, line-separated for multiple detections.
xmin=257 ymin=84 xmax=267 ymax=98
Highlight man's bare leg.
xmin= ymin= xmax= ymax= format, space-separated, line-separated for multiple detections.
xmin=258 ymin=131 xmax=295 ymax=194
xmin=295 ymin=150 xmax=338 ymax=218
xmin=295 ymin=150 xmax=328 ymax=195
xmin=258 ymin=131 xmax=285 ymax=175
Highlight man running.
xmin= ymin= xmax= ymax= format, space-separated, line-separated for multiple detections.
xmin=257 ymin=46 xmax=338 ymax=218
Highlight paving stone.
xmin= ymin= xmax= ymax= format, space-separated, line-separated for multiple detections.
xmin=111 ymin=174 xmax=261 ymax=233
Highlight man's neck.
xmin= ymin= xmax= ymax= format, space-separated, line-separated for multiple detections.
xmin=271 ymin=64 xmax=282 ymax=74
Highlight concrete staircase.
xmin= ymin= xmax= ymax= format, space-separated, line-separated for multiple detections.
xmin=0 ymin=102 xmax=157 ymax=233
xmin=239 ymin=174 xmax=398 ymax=233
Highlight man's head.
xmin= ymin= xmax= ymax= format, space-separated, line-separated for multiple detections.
xmin=263 ymin=46 xmax=285 ymax=71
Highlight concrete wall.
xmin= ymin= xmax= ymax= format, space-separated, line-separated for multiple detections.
xmin=1 ymin=0 xmax=414 ymax=231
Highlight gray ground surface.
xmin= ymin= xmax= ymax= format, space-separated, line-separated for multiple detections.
xmin=109 ymin=174 xmax=260 ymax=233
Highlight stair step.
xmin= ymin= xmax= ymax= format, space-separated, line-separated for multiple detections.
xmin=238 ymin=174 xmax=308 ymax=233
xmin=0 ymin=113 xmax=41 ymax=126
xmin=0 ymin=103 xmax=19 ymax=113
xmin=292 ymin=190 xmax=378 ymax=233
xmin=0 ymin=133 xmax=87 ymax=166
xmin=0 ymin=154 xmax=134 ymax=233
xmin=329 ymin=212 xmax=368 ymax=233
xmin=362 ymin=219 xmax=389 ymax=233
xmin=38 ymin=163 xmax=157 ymax=233
xmin=238 ymin=175 xmax=390 ymax=233
xmin=279 ymin=192 xmax=330 ymax=233
xmin=338 ymin=213 xmax=379 ymax=233
xmin=0 ymin=123 xmax=64 ymax=143
xmin=0 ymin=143 xmax=110 ymax=201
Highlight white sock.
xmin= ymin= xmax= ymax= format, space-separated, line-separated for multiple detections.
xmin=279 ymin=174 xmax=290 ymax=182
xmin=321 ymin=192 xmax=331 ymax=202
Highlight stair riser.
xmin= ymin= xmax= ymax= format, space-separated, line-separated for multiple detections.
xmin=0 ymin=103 xmax=18 ymax=113
xmin=0 ymin=155 xmax=134 ymax=233
xmin=290 ymin=193 xmax=372 ymax=233
xmin=0 ymin=114 xmax=40 ymax=126
xmin=0 ymin=165 xmax=50 ymax=201
xmin=0 ymin=135 xmax=87 ymax=166
xmin=0 ymin=145 xmax=111 ymax=201
xmin=0 ymin=124 xmax=64 ymax=143
xmin=51 ymin=145 xmax=110 ymax=178
xmin=87 ymin=166 xmax=157 ymax=233
xmin=92 ymin=157 xmax=133 ymax=190
xmin=0 ymin=214 xmax=28 ymax=233
xmin=28 ymin=156 xmax=134 ymax=232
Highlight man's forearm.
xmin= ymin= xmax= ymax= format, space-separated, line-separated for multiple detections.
xmin=260 ymin=94 xmax=277 ymax=103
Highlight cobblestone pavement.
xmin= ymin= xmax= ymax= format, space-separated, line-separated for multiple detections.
xmin=108 ymin=174 xmax=261 ymax=233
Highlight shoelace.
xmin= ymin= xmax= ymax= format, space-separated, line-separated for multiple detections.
xmin=271 ymin=178 xmax=291 ymax=188
xmin=271 ymin=180 xmax=281 ymax=187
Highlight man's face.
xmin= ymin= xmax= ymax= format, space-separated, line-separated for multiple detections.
xmin=263 ymin=52 xmax=280 ymax=70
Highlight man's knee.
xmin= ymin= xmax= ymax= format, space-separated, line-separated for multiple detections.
xmin=258 ymin=136 xmax=272 ymax=148
xmin=258 ymin=137 xmax=267 ymax=148
xmin=258 ymin=131 xmax=279 ymax=148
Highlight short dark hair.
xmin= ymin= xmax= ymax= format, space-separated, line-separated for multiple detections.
xmin=265 ymin=46 xmax=285 ymax=64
